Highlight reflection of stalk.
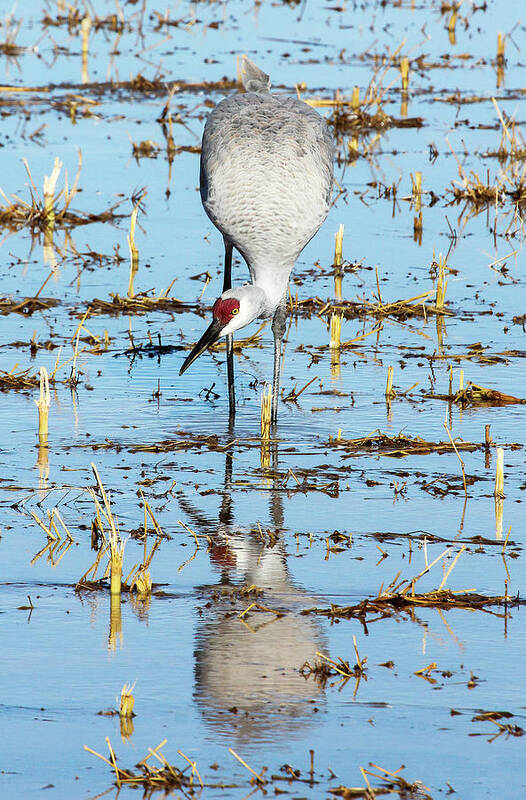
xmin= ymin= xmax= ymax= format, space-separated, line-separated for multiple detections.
xmin=494 ymin=497 xmax=503 ymax=541
xmin=329 ymin=312 xmax=342 ymax=350
xmin=108 ymin=593 xmax=122 ymax=651
xmin=43 ymin=225 xmax=58 ymax=271
xmin=330 ymin=347 xmax=341 ymax=380
xmin=494 ymin=448 xmax=504 ymax=498
xmin=36 ymin=443 xmax=49 ymax=491
xmin=329 ymin=308 xmax=342 ymax=379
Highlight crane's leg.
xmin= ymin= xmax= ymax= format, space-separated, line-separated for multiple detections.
xmin=223 ymin=238 xmax=235 ymax=419
xmin=271 ymin=300 xmax=287 ymax=424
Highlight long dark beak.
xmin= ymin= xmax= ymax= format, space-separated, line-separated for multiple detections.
xmin=179 ymin=318 xmax=223 ymax=375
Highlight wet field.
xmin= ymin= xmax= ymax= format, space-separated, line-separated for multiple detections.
xmin=1 ymin=1 xmax=525 ymax=797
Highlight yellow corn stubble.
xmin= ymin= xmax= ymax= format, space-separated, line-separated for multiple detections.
xmin=81 ymin=15 xmax=91 ymax=83
xmin=334 ymin=224 xmax=344 ymax=266
xmin=448 ymin=7 xmax=458 ymax=45
xmin=134 ymin=568 xmax=152 ymax=597
xmin=35 ymin=366 xmax=50 ymax=440
xmin=119 ymin=682 xmax=136 ymax=719
xmin=411 ymin=171 xmax=422 ymax=212
xmin=43 ymin=157 xmax=62 ymax=224
xmin=127 ymin=199 xmax=141 ymax=298
xmin=435 ymin=253 xmax=448 ymax=308
xmin=400 ymin=56 xmax=409 ymax=91
xmin=497 ymin=32 xmax=505 ymax=63
xmin=260 ymin=384 xmax=272 ymax=441
xmin=385 ymin=365 xmax=395 ymax=398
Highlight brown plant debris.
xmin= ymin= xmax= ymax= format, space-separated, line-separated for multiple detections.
xmin=42 ymin=9 xmax=127 ymax=33
xmin=301 ymin=647 xmax=367 ymax=688
xmin=0 ymin=365 xmax=40 ymax=392
xmin=86 ymin=739 xmax=430 ymax=799
xmin=292 ymin=290 xmax=453 ymax=323
xmin=74 ymin=466 xmax=165 ymax=595
xmin=470 ymin=710 xmax=525 ymax=742
xmin=327 ymin=430 xmax=479 ymax=458
xmin=0 ymin=153 xmax=125 ymax=232
xmin=447 ymin=156 xmax=526 ymax=212
xmin=426 ymin=383 xmax=526 ymax=407
xmin=0 ymin=296 xmax=60 ymax=316
xmin=84 ymin=737 xmax=201 ymax=792
xmin=452 ymin=382 xmax=526 ymax=407
xmin=329 ymin=104 xmax=423 ymax=134
xmin=86 ymin=292 xmax=200 ymax=316
xmin=329 ymin=764 xmax=432 ymax=799
xmin=84 ymin=431 xmax=227 ymax=455
xmin=302 ymin=589 xmax=523 ymax=627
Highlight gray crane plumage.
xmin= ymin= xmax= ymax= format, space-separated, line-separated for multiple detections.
xmin=180 ymin=57 xmax=334 ymax=421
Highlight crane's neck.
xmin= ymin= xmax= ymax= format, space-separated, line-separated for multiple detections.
xmin=250 ymin=256 xmax=295 ymax=316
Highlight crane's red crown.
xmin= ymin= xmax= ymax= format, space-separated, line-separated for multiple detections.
xmin=213 ymin=297 xmax=240 ymax=325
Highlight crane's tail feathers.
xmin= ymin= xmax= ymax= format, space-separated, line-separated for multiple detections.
xmin=238 ymin=55 xmax=271 ymax=94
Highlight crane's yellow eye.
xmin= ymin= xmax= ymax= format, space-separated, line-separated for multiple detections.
xmin=231 ymin=308 xmax=239 ymax=315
